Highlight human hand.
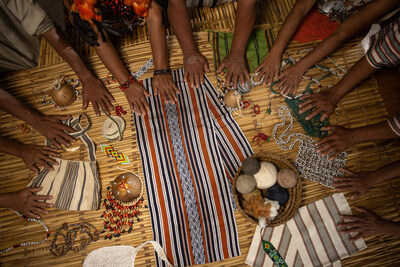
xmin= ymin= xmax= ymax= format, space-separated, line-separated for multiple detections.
xmin=152 ymin=74 xmax=179 ymax=104
xmin=338 ymin=207 xmax=386 ymax=241
xmin=315 ymin=125 xmax=355 ymax=160
xmin=332 ymin=168 xmax=374 ymax=199
xmin=7 ymin=187 xmax=54 ymax=219
xmin=33 ymin=114 xmax=76 ymax=148
xmin=255 ymin=52 xmax=282 ymax=86
xmin=217 ymin=52 xmax=250 ymax=89
xmin=20 ymin=145 xmax=61 ymax=173
xmin=183 ymin=51 xmax=209 ymax=88
xmin=276 ymin=65 xmax=304 ymax=96
xmin=299 ymin=90 xmax=338 ymax=121
xmin=81 ymin=76 xmax=115 ymax=116
xmin=124 ymin=82 xmax=150 ymax=116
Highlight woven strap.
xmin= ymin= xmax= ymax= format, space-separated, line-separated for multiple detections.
xmin=133 ymin=241 xmax=174 ymax=266
xmin=46 ymin=114 xmax=96 ymax=161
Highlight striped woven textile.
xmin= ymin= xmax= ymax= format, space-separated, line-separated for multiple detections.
xmin=134 ymin=68 xmax=253 ymax=266
xmin=366 ymin=16 xmax=400 ymax=69
xmin=246 ymin=193 xmax=367 ymax=267
xmin=388 ymin=115 xmax=400 ymax=136
xmin=28 ymin=115 xmax=100 ymax=210
xmin=208 ymin=29 xmax=276 ymax=73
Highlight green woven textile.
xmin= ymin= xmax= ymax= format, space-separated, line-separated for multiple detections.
xmin=208 ymin=29 xmax=276 ymax=73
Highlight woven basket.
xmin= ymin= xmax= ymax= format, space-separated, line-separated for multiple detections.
xmin=233 ymin=153 xmax=302 ymax=227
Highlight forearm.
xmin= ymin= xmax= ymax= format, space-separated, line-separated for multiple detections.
xmin=295 ymin=0 xmax=400 ymax=72
xmin=0 ymin=193 xmax=12 ymax=209
xmin=351 ymin=120 xmax=399 ymax=144
xmin=0 ymin=137 xmax=25 ymax=158
xmin=229 ymin=0 xmax=257 ymax=56
xmin=381 ymin=220 xmax=400 ymax=237
xmin=147 ymin=4 xmax=168 ymax=69
xmin=269 ymin=0 xmax=316 ymax=56
xmin=370 ymin=160 xmax=400 ymax=185
xmin=43 ymin=27 xmax=94 ymax=81
xmin=94 ymin=35 xmax=131 ymax=84
xmin=329 ymin=57 xmax=377 ymax=102
xmin=0 ymin=87 xmax=42 ymax=127
xmin=167 ymin=0 xmax=197 ymax=54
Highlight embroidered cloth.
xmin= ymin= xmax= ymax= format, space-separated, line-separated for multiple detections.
xmin=246 ymin=193 xmax=367 ymax=267
xmin=134 ymin=68 xmax=253 ymax=266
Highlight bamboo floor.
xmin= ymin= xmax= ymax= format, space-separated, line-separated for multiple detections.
xmin=1 ymin=1 xmax=400 ymax=266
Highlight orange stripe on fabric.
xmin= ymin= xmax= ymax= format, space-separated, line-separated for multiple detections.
xmin=207 ymin=97 xmax=246 ymax=161
xmin=176 ymin=93 xmax=209 ymax=263
xmin=143 ymin=114 xmax=174 ymax=264
xmin=189 ymin=83 xmax=229 ymax=258
xmin=161 ymin=101 xmax=195 ymax=264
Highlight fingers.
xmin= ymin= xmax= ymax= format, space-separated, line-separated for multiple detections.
xmin=48 ymin=137 xmax=62 ymax=149
xmin=92 ymin=100 xmax=101 ymax=116
xmin=28 ymin=187 xmax=43 ymax=193
xmin=106 ymin=90 xmax=116 ymax=103
xmin=38 ymin=159 xmax=54 ymax=171
xmin=203 ymin=60 xmax=210 ymax=73
xmin=29 ymin=164 xmax=40 ymax=173
xmin=349 ymin=233 xmax=364 ymax=242
xmin=340 ymin=214 xmax=359 ymax=221
xmin=349 ymin=192 xmax=361 ymax=199
xmin=33 ymin=194 xmax=53 ymax=201
xmin=26 ymin=211 xmax=40 ymax=219
xmin=99 ymin=99 xmax=111 ymax=116
xmin=354 ymin=206 xmax=369 ymax=214
xmin=35 ymin=202 xmax=54 ymax=209
xmin=82 ymin=98 xmax=89 ymax=110
xmin=339 ymin=168 xmax=354 ymax=176
xmin=306 ymin=108 xmax=322 ymax=121
xmin=184 ymin=69 xmax=189 ymax=84
xmin=216 ymin=62 xmax=226 ymax=74
xmin=32 ymin=207 xmax=49 ymax=215
xmin=51 ymin=115 xmax=72 ymax=121
xmin=339 ymin=227 xmax=361 ymax=235
xmin=57 ymin=123 xmax=76 ymax=134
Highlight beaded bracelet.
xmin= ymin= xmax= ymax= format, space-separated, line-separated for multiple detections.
xmin=153 ymin=68 xmax=171 ymax=76
xmin=120 ymin=76 xmax=136 ymax=92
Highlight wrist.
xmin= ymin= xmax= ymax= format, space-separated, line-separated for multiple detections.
xmin=120 ymin=76 xmax=136 ymax=92
xmin=0 ymin=192 xmax=14 ymax=209
xmin=228 ymin=50 xmax=245 ymax=58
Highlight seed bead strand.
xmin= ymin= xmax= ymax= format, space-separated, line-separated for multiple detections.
xmin=50 ymin=222 xmax=100 ymax=256
xmin=0 ymin=210 xmax=50 ymax=255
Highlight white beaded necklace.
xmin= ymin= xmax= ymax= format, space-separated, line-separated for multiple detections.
xmin=273 ymin=105 xmax=347 ymax=187
xmin=0 ymin=210 xmax=50 ymax=255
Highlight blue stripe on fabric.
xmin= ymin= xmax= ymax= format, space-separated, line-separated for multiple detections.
xmin=174 ymin=69 xmax=219 ymax=262
xmin=77 ymin=163 xmax=87 ymax=210
xmin=150 ymin=84 xmax=191 ymax=266
xmin=165 ymin=102 xmax=206 ymax=264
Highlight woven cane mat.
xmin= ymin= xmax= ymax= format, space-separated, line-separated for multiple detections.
xmin=1 ymin=2 xmax=400 ymax=267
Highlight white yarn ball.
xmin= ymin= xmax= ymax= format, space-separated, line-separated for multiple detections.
xmin=253 ymin=162 xmax=278 ymax=189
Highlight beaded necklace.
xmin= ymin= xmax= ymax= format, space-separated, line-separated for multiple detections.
xmin=50 ymin=222 xmax=100 ymax=256
xmin=0 ymin=210 xmax=50 ymax=255
xmin=273 ymin=105 xmax=346 ymax=187
xmin=100 ymin=186 xmax=143 ymax=240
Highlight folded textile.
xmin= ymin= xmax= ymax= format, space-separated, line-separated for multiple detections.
xmin=246 ymin=193 xmax=367 ymax=267
xmin=134 ymin=68 xmax=253 ymax=266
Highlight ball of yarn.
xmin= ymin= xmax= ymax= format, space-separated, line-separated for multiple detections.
xmin=265 ymin=184 xmax=289 ymax=206
xmin=242 ymin=157 xmax=261 ymax=175
xmin=277 ymin=168 xmax=298 ymax=188
xmin=236 ymin=174 xmax=257 ymax=194
xmin=253 ymin=162 xmax=277 ymax=189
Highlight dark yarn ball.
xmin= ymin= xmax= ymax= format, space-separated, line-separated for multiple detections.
xmin=241 ymin=157 xmax=261 ymax=175
xmin=265 ymin=184 xmax=289 ymax=206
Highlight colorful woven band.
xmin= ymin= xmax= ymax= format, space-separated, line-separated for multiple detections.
xmin=262 ymin=240 xmax=288 ymax=267
xmin=120 ymin=76 xmax=136 ymax=92
xmin=153 ymin=68 xmax=171 ymax=76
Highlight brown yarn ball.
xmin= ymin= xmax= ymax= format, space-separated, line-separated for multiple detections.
xmin=242 ymin=157 xmax=261 ymax=175
xmin=277 ymin=168 xmax=298 ymax=188
xmin=236 ymin=174 xmax=257 ymax=194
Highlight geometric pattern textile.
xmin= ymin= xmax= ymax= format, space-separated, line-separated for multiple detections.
xmin=134 ymin=68 xmax=253 ymax=266
xmin=100 ymin=144 xmax=130 ymax=164
xmin=246 ymin=193 xmax=367 ymax=267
